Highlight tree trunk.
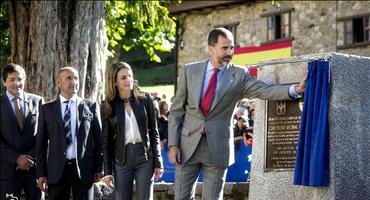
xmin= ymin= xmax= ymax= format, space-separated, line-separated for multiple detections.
xmin=7 ymin=0 xmax=107 ymax=101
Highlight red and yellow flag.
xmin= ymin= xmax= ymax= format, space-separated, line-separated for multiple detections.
xmin=233 ymin=40 xmax=292 ymax=67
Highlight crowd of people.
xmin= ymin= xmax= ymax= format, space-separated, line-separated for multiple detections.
xmin=232 ymin=98 xmax=255 ymax=150
xmin=1 ymin=27 xmax=305 ymax=200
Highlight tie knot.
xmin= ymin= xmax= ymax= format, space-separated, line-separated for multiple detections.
xmin=214 ymin=68 xmax=220 ymax=73
xmin=63 ymin=100 xmax=70 ymax=104
xmin=12 ymin=97 xmax=19 ymax=102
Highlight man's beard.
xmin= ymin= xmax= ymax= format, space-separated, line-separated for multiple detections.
xmin=218 ymin=55 xmax=233 ymax=65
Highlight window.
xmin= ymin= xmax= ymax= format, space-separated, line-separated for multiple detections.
xmin=261 ymin=8 xmax=294 ymax=43
xmin=267 ymin=12 xmax=290 ymax=41
xmin=338 ymin=14 xmax=370 ymax=48
xmin=345 ymin=16 xmax=369 ymax=45
xmin=215 ymin=22 xmax=239 ymax=44
xmin=224 ymin=23 xmax=238 ymax=39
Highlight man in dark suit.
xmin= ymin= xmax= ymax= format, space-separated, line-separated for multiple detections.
xmin=1 ymin=63 xmax=44 ymax=200
xmin=36 ymin=67 xmax=102 ymax=200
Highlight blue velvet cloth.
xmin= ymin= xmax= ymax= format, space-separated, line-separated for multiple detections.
xmin=293 ymin=60 xmax=330 ymax=186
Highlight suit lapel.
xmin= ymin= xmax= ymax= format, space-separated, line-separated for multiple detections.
xmin=76 ymin=97 xmax=93 ymax=134
xmin=194 ymin=61 xmax=208 ymax=110
xmin=24 ymin=93 xmax=33 ymax=117
xmin=76 ymin=98 xmax=82 ymax=132
xmin=130 ymin=98 xmax=146 ymax=138
xmin=211 ymin=64 xmax=236 ymax=111
xmin=114 ymin=98 xmax=125 ymax=137
xmin=53 ymin=98 xmax=64 ymax=131
xmin=1 ymin=95 xmax=19 ymax=128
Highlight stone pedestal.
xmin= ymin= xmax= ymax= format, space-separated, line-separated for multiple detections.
xmin=248 ymin=53 xmax=370 ymax=200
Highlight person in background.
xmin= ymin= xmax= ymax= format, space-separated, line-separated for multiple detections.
xmin=1 ymin=63 xmax=44 ymax=200
xmin=158 ymin=100 xmax=171 ymax=150
xmin=233 ymin=117 xmax=253 ymax=149
xmin=101 ymin=61 xmax=163 ymax=200
xmin=153 ymin=96 xmax=161 ymax=122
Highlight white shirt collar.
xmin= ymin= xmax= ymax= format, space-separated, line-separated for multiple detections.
xmin=60 ymin=94 xmax=78 ymax=104
xmin=207 ymin=60 xmax=227 ymax=73
xmin=6 ymin=90 xmax=26 ymax=102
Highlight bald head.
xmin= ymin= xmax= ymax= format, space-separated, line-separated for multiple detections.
xmin=56 ymin=66 xmax=79 ymax=99
xmin=57 ymin=67 xmax=79 ymax=79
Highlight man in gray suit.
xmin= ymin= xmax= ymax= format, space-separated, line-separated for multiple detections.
xmin=1 ymin=63 xmax=44 ymax=200
xmin=168 ymin=28 xmax=305 ymax=199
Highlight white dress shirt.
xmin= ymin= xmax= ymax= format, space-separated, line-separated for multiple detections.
xmin=124 ymin=109 xmax=142 ymax=144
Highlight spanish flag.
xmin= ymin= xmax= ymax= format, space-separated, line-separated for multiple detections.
xmin=232 ymin=40 xmax=292 ymax=67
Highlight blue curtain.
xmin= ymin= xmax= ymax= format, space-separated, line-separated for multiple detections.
xmin=293 ymin=60 xmax=330 ymax=186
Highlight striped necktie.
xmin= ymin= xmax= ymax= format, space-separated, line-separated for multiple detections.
xmin=63 ymin=100 xmax=72 ymax=147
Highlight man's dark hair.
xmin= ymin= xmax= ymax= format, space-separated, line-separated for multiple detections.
xmin=208 ymin=27 xmax=233 ymax=46
xmin=2 ymin=63 xmax=26 ymax=81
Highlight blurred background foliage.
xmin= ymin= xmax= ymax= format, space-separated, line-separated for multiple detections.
xmin=0 ymin=0 xmax=180 ymax=97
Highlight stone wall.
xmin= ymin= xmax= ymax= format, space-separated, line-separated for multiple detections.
xmin=248 ymin=53 xmax=370 ymax=200
xmin=175 ymin=1 xmax=370 ymax=72
xmin=248 ymin=54 xmax=314 ymax=200
xmin=93 ymin=182 xmax=249 ymax=200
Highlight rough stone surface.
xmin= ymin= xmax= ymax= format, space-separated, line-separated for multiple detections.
xmin=248 ymin=53 xmax=370 ymax=200
xmin=93 ymin=182 xmax=249 ymax=200
xmin=329 ymin=53 xmax=370 ymax=200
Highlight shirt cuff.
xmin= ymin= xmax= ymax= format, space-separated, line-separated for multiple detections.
xmin=288 ymin=84 xmax=302 ymax=98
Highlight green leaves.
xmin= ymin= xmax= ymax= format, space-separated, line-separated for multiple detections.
xmin=0 ymin=1 xmax=10 ymax=64
xmin=105 ymin=0 xmax=179 ymax=62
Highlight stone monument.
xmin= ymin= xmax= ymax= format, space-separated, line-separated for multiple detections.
xmin=248 ymin=53 xmax=370 ymax=200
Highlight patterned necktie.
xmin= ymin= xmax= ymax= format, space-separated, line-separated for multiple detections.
xmin=13 ymin=97 xmax=24 ymax=129
xmin=201 ymin=68 xmax=220 ymax=117
xmin=63 ymin=100 xmax=72 ymax=147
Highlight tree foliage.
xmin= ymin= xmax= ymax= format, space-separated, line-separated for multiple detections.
xmin=0 ymin=0 xmax=10 ymax=65
xmin=105 ymin=1 xmax=179 ymax=62
xmin=0 ymin=1 xmax=179 ymax=66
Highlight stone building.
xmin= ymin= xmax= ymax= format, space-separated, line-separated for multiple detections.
xmin=167 ymin=1 xmax=370 ymax=71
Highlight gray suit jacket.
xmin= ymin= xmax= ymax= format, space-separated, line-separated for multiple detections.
xmin=36 ymin=97 xmax=103 ymax=184
xmin=168 ymin=60 xmax=291 ymax=168
xmin=0 ymin=93 xmax=44 ymax=179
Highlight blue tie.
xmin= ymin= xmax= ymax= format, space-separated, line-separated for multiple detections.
xmin=63 ymin=100 xmax=72 ymax=147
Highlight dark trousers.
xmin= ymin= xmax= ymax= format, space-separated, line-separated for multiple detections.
xmin=0 ymin=167 xmax=43 ymax=200
xmin=114 ymin=143 xmax=154 ymax=200
xmin=48 ymin=160 xmax=93 ymax=200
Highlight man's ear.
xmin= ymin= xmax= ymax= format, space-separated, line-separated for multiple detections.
xmin=208 ymin=46 xmax=213 ymax=55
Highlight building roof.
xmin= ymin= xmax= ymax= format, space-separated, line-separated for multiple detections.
xmin=166 ymin=0 xmax=250 ymax=14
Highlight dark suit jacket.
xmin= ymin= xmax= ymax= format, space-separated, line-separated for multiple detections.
xmin=36 ymin=97 xmax=103 ymax=184
xmin=0 ymin=92 xmax=44 ymax=180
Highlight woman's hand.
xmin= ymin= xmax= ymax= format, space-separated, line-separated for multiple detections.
xmin=154 ymin=168 xmax=164 ymax=181
xmin=104 ymin=175 xmax=114 ymax=188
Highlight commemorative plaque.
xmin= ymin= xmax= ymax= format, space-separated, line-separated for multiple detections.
xmin=265 ymin=98 xmax=303 ymax=171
